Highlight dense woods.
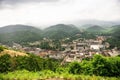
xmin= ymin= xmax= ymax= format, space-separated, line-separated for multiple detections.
xmin=0 ymin=53 xmax=120 ymax=77
xmin=107 ymin=25 xmax=120 ymax=49
xmin=0 ymin=24 xmax=81 ymax=45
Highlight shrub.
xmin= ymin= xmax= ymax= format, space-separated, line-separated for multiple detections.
xmin=56 ymin=67 xmax=68 ymax=74
xmin=92 ymin=55 xmax=111 ymax=76
xmin=0 ymin=46 xmax=4 ymax=52
xmin=81 ymin=61 xmax=93 ymax=75
xmin=0 ymin=54 xmax=11 ymax=73
xmin=0 ymin=74 xmax=3 ymax=80
xmin=108 ymin=57 xmax=120 ymax=77
xmin=68 ymin=62 xmax=82 ymax=74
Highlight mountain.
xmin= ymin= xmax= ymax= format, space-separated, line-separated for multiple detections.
xmin=111 ymin=25 xmax=120 ymax=39
xmin=107 ymin=25 xmax=120 ymax=49
xmin=0 ymin=24 xmax=41 ymax=33
xmin=79 ymin=24 xmax=95 ymax=29
xmin=0 ymin=24 xmax=42 ymax=45
xmin=85 ymin=25 xmax=105 ymax=33
xmin=42 ymin=24 xmax=80 ymax=39
xmin=111 ymin=25 xmax=120 ymax=31
xmin=75 ymin=20 xmax=120 ymax=27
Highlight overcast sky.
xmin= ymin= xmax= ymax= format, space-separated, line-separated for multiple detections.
xmin=0 ymin=0 xmax=120 ymax=28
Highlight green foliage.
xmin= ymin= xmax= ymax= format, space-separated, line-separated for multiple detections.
xmin=92 ymin=55 xmax=110 ymax=76
xmin=0 ymin=25 xmax=42 ymax=45
xmin=0 ymin=53 xmax=120 ymax=78
xmin=0 ymin=46 xmax=4 ymax=52
xmin=39 ymin=40 xmax=63 ymax=51
xmin=43 ymin=58 xmax=59 ymax=71
xmin=0 ymin=31 xmax=42 ymax=45
xmin=56 ymin=67 xmax=68 ymax=74
xmin=0 ymin=74 xmax=3 ymax=80
xmin=107 ymin=26 xmax=120 ymax=49
xmin=80 ymin=32 xmax=96 ymax=39
xmin=85 ymin=25 xmax=105 ymax=33
xmin=81 ymin=61 xmax=93 ymax=75
xmin=40 ymin=41 xmax=53 ymax=50
xmin=69 ymin=62 xmax=82 ymax=74
xmin=1 ymin=70 xmax=120 ymax=80
xmin=0 ymin=54 xmax=60 ymax=73
xmin=24 ymin=54 xmax=42 ymax=71
xmin=107 ymin=57 xmax=120 ymax=77
xmin=42 ymin=24 xmax=80 ymax=39
xmin=90 ymin=55 xmax=120 ymax=77
xmin=0 ymin=54 xmax=11 ymax=73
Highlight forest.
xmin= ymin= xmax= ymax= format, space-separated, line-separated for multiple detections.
xmin=0 ymin=53 xmax=120 ymax=80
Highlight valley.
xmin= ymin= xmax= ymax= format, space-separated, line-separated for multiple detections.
xmin=0 ymin=24 xmax=120 ymax=80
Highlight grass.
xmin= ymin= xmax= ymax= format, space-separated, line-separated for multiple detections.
xmin=0 ymin=70 xmax=120 ymax=80
xmin=0 ymin=49 xmax=27 ymax=57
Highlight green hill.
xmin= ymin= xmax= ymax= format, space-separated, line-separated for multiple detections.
xmin=107 ymin=25 xmax=120 ymax=49
xmin=0 ymin=25 xmax=42 ymax=45
xmin=112 ymin=25 xmax=120 ymax=39
xmin=0 ymin=24 xmax=81 ymax=44
xmin=85 ymin=25 xmax=105 ymax=33
xmin=42 ymin=24 xmax=80 ymax=39
xmin=110 ymin=25 xmax=120 ymax=33
xmin=0 ymin=24 xmax=41 ymax=33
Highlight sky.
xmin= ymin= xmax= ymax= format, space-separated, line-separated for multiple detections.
xmin=0 ymin=0 xmax=120 ymax=28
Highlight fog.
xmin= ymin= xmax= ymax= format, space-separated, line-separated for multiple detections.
xmin=0 ymin=0 xmax=120 ymax=28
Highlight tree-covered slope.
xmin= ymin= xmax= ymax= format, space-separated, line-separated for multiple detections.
xmin=42 ymin=24 xmax=80 ymax=39
xmin=0 ymin=24 xmax=41 ymax=33
xmin=0 ymin=25 xmax=42 ymax=45
xmin=85 ymin=25 xmax=105 ymax=33
xmin=107 ymin=25 xmax=120 ymax=49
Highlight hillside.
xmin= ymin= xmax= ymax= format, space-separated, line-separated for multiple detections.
xmin=79 ymin=24 xmax=95 ymax=29
xmin=0 ymin=24 xmax=81 ymax=44
xmin=0 ymin=24 xmax=41 ymax=33
xmin=85 ymin=25 xmax=105 ymax=33
xmin=0 ymin=49 xmax=27 ymax=57
xmin=0 ymin=25 xmax=42 ymax=45
xmin=107 ymin=25 xmax=120 ymax=49
xmin=42 ymin=24 xmax=80 ymax=39
xmin=110 ymin=25 xmax=120 ymax=33
xmin=111 ymin=25 xmax=120 ymax=40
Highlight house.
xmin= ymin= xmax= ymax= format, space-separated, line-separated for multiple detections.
xmin=12 ymin=43 xmax=22 ymax=50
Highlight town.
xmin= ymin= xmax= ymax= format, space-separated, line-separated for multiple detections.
xmin=2 ymin=35 xmax=119 ymax=64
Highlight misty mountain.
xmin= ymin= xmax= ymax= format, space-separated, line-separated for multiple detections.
xmin=106 ymin=25 xmax=120 ymax=33
xmin=79 ymin=24 xmax=95 ymax=29
xmin=85 ymin=25 xmax=105 ymax=33
xmin=107 ymin=25 xmax=120 ymax=40
xmin=42 ymin=24 xmax=81 ymax=39
xmin=76 ymin=20 xmax=120 ymax=27
xmin=0 ymin=24 xmax=81 ymax=44
xmin=112 ymin=25 xmax=120 ymax=39
xmin=107 ymin=25 xmax=120 ymax=49
xmin=0 ymin=24 xmax=42 ymax=45
xmin=0 ymin=24 xmax=41 ymax=34
xmin=1 ymin=23 xmax=118 ymax=45
xmin=111 ymin=25 xmax=120 ymax=30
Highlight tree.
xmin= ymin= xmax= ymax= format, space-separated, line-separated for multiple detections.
xmin=43 ymin=58 xmax=59 ymax=71
xmin=92 ymin=55 xmax=110 ymax=76
xmin=108 ymin=57 xmax=120 ymax=77
xmin=81 ymin=61 xmax=93 ymax=75
xmin=0 ymin=54 xmax=11 ymax=73
xmin=0 ymin=46 xmax=4 ymax=52
xmin=69 ymin=62 xmax=82 ymax=74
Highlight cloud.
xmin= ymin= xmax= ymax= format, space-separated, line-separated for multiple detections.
xmin=0 ymin=0 xmax=120 ymax=28
xmin=0 ymin=0 xmax=59 ymax=3
xmin=0 ymin=0 xmax=59 ymax=8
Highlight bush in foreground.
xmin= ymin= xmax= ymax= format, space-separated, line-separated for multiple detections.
xmin=0 ymin=54 xmax=120 ymax=77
